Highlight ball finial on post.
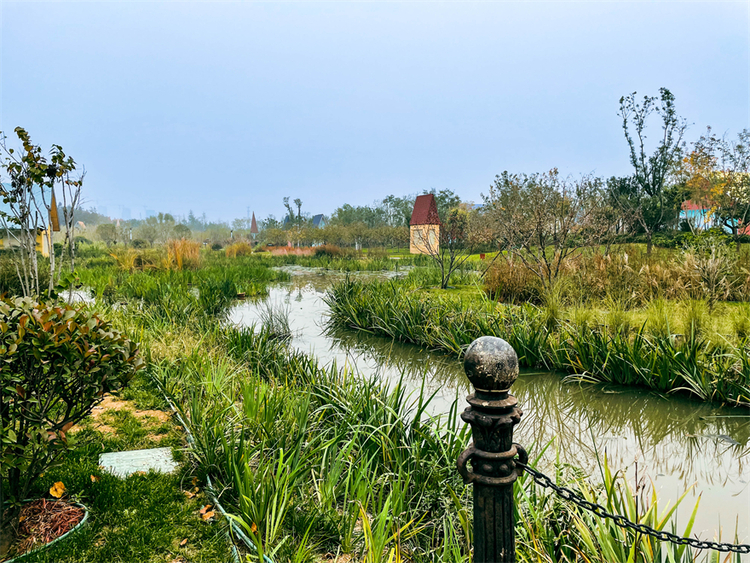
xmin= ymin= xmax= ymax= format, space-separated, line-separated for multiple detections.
xmin=463 ymin=336 xmax=519 ymax=392
xmin=458 ymin=336 xmax=525 ymax=563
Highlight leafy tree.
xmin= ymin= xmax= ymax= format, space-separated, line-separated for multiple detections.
xmin=294 ymin=198 xmax=303 ymax=227
xmin=619 ymin=88 xmax=687 ymax=253
xmin=483 ymin=170 xmax=607 ymax=291
xmin=0 ymin=128 xmax=84 ymax=297
xmin=173 ymin=223 xmax=191 ymax=239
xmin=134 ymin=223 xmax=157 ymax=246
xmin=96 ymin=223 xmax=118 ymax=246
xmin=381 ymin=195 xmax=415 ymax=227
xmin=185 ymin=210 xmax=205 ymax=231
xmin=682 ymin=127 xmax=750 ymax=245
xmin=283 ymin=197 xmax=295 ymax=227
xmin=261 ymin=215 xmax=282 ymax=230
xmin=423 ymin=189 xmax=461 ymax=222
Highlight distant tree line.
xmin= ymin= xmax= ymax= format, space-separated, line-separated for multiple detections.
xmin=78 ymin=88 xmax=750 ymax=258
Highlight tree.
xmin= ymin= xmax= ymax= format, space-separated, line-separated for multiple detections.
xmin=619 ymin=88 xmax=687 ymax=253
xmin=682 ymin=127 xmax=750 ymax=245
xmin=261 ymin=215 xmax=282 ymax=231
xmin=134 ymin=223 xmax=157 ymax=246
xmin=483 ymin=170 xmax=606 ymax=292
xmin=423 ymin=189 xmax=461 ymax=222
xmin=294 ymin=198 xmax=303 ymax=227
xmin=96 ymin=223 xmax=118 ymax=245
xmin=173 ymin=223 xmax=191 ymax=239
xmin=420 ymin=207 xmax=481 ymax=289
xmin=0 ymin=128 xmax=84 ymax=297
xmin=283 ymin=197 xmax=294 ymax=227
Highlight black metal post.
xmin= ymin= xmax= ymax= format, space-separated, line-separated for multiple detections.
xmin=457 ymin=336 xmax=526 ymax=563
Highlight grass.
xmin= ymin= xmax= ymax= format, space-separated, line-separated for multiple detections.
xmin=6 ymin=251 xmax=732 ymax=562
xmin=325 ymin=277 xmax=750 ymax=406
xmin=15 ymin=373 xmax=231 ymax=563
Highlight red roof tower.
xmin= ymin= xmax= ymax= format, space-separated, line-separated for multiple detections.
xmin=250 ymin=212 xmax=259 ymax=234
xmin=410 ymin=194 xmax=441 ymax=226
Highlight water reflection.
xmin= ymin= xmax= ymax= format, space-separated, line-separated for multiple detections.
xmin=230 ymin=275 xmax=750 ymax=544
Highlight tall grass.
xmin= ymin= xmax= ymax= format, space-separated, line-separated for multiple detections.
xmin=325 ymin=277 xmax=750 ymax=406
xmin=81 ymin=256 xmax=719 ymax=562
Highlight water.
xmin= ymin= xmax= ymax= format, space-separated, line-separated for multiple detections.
xmin=230 ymin=268 xmax=750 ymax=549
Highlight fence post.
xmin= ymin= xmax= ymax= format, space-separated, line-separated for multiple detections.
xmin=457 ymin=336 xmax=526 ymax=563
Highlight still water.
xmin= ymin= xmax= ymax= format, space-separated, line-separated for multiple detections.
xmin=229 ymin=267 xmax=750 ymax=548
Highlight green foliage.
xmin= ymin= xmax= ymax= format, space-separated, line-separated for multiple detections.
xmin=0 ymin=297 xmax=142 ymax=542
xmin=325 ymin=277 xmax=750 ymax=406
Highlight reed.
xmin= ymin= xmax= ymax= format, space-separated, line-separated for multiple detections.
xmin=73 ymin=256 xmax=721 ymax=562
xmin=325 ymin=277 xmax=750 ymax=406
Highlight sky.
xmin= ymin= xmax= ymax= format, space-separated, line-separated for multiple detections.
xmin=1 ymin=1 xmax=748 ymax=224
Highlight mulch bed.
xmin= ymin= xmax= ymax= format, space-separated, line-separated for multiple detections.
xmin=5 ymin=499 xmax=84 ymax=560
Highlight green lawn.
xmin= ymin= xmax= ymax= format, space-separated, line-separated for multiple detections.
xmin=15 ymin=373 xmax=232 ymax=563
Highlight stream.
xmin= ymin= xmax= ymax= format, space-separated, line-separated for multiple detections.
xmin=229 ymin=267 xmax=750 ymax=549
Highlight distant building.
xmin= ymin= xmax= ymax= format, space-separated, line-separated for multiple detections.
xmin=409 ymin=194 xmax=441 ymax=254
xmin=250 ymin=212 xmax=259 ymax=240
xmin=0 ymin=183 xmax=59 ymax=257
xmin=312 ymin=214 xmax=326 ymax=229
xmin=680 ymin=200 xmax=750 ymax=234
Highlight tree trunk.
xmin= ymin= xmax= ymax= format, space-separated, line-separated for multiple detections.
xmin=646 ymin=231 xmax=653 ymax=254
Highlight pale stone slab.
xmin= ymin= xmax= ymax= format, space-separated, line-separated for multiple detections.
xmin=99 ymin=447 xmax=178 ymax=478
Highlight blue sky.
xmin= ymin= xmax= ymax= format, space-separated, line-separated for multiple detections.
xmin=1 ymin=1 xmax=748 ymax=223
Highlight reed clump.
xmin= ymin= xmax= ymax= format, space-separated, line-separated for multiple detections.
xmin=225 ymin=241 xmax=255 ymax=258
xmin=168 ymin=238 xmax=201 ymax=270
xmin=71 ymin=253 xmax=709 ymax=562
xmin=326 ymin=277 xmax=750 ymax=406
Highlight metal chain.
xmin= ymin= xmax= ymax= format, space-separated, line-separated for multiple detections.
xmin=516 ymin=461 xmax=750 ymax=554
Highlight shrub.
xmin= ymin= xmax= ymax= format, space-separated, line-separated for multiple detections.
xmin=225 ymin=241 xmax=254 ymax=258
xmin=211 ymin=243 xmax=223 ymax=251
xmin=168 ymin=238 xmax=201 ymax=270
xmin=367 ymin=247 xmax=388 ymax=259
xmin=131 ymin=238 xmax=148 ymax=249
xmin=0 ymin=297 xmax=142 ymax=548
xmin=484 ymin=257 xmax=541 ymax=303
xmin=314 ymin=244 xmax=343 ymax=258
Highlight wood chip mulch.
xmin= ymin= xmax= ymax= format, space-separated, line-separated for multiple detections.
xmin=8 ymin=499 xmax=84 ymax=559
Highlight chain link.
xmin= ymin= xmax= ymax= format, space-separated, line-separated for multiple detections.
xmin=516 ymin=461 xmax=750 ymax=554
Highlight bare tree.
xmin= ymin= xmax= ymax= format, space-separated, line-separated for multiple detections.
xmin=420 ymin=207 xmax=482 ymax=289
xmin=482 ymin=169 xmax=607 ymax=291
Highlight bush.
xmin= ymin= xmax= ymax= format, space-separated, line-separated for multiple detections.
xmin=131 ymin=238 xmax=148 ymax=249
xmin=367 ymin=247 xmax=388 ymax=259
xmin=0 ymin=297 xmax=142 ymax=546
xmin=225 ymin=241 xmax=254 ymax=258
xmin=314 ymin=244 xmax=343 ymax=258
xmin=484 ymin=257 xmax=541 ymax=303
xmin=211 ymin=243 xmax=223 ymax=251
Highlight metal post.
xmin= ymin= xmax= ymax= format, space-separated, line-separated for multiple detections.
xmin=457 ymin=336 xmax=526 ymax=563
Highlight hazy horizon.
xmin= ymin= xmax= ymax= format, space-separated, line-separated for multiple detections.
xmin=2 ymin=1 xmax=748 ymax=223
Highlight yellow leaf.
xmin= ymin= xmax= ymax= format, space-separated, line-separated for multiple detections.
xmin=49 ymin=481 xmax=65 ymax=498
xmin=199 ymin=504 xmax=211 ymax=515
xmin=179 ymin=538 xmax=188 ymax=547
xmin=201 ymin=510 xmax=215 ymax=521
xmin=250 ymin=522 xmax=257 ymax=533
xmin=90 ymin=475 xmax=100 ymax=483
